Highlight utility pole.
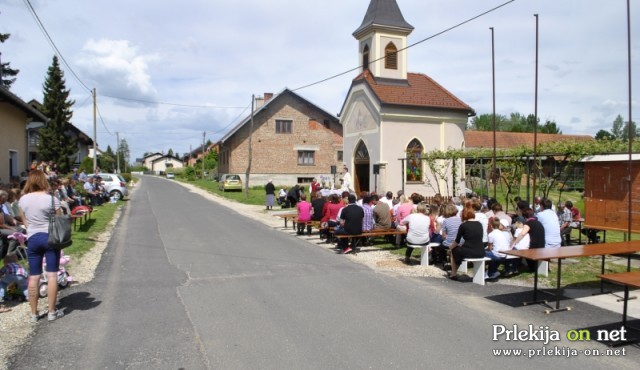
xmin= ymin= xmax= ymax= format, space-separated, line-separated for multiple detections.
xmin=202 ymin=132 xmax=206 ymax=179
xmin=245 ymin=95 xmax=255 ymax=198
xmin=116 ymin=131 xmax=120 ymax=174
xmin=490 ymin=27 xmax=497 ymax=200
xmin=93 ymin=88 xmax=97 ymax=172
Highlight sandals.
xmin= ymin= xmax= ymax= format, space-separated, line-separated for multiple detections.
xmin=447 ymin=273 xmax=458 ymax=281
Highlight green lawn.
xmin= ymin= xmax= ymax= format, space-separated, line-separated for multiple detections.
xmin=179 ymin=178 xmax=276 ymax=207
xmin=66 ymin=200 xmax=123 ymax=258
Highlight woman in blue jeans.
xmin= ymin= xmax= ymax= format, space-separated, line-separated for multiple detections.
xmin=18 ymin=170 xmax=65 ymax=322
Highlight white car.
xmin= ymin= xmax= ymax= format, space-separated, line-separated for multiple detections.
xmin=166 ymin=172 xmax=175 ymax=179
xmin=95 ymin=173 xmax=129 ymax=200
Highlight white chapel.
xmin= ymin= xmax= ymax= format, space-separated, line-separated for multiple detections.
xmin=340 ymin=0 xmax=475 ymax=196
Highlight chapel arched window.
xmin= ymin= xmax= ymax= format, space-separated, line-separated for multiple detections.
xmin=406 ymin=139 xmax=423 ymax=182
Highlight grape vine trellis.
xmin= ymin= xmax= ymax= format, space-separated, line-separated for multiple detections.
xmin=415 ymin=139 xmax=640 ymax=207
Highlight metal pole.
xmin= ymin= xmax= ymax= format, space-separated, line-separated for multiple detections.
xmin=93 ymin=88 xmax=97 ymax=172
xmin=626 ymin=0 xmax=633 ymax=240
xmin=490 ymin=27 xmax=497 ymax=200
xmin=533 ymin=14 xmax=539 ymax=198
xmin=116 ymin=131 xmax=120 ymax=174
xmin=245 ymin=95 xmax=255 ymax=198
xmin=202 ymin=132 xmax=205 ymax=179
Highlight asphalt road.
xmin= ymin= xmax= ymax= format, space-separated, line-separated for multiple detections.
xmin=10 ymin=176 xmax=640 ymax=369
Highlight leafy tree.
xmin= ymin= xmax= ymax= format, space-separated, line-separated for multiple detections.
xmin=469 ymin=112 xmax=561 ymax=134
xmin=203 ymin=150 xmax=218 ymax=170
xmin=0 ymin=31 xmax=20 ymax=89
xmin=608 ymin=114 xmax=638 ymax=142
xmin=595 ymin=129 xmax=615 ymax=141
xmin=37 ymin=56 xmax=76 ymax=173
xmin=98 ymin=154 xmax=115 ymax=172
xmin=105 ymin=145 xmax=115 ymax=157
xmin=118 ymin=138 xmax=130 ymax=172
xmin=621 ymin=120 xmax=639 ymax=142
xmin=468 ymin=113 xmax=508 ymax=131
xmin=611 ymin=115 xmax=624 ymax=139
xmin=539 ymin=120 xmax=562 ymax=134
xmin=167 ymin=148 xmax=174 ymax=158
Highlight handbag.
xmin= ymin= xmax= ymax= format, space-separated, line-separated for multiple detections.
xmin=48 ymin=195 xmax=73 ymax=250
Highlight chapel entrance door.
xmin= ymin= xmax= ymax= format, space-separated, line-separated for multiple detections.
xmin=354 ymin=140 xmax=370 ymax=194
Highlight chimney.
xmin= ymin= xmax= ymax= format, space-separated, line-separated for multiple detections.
xmin=264 ymin=92 xmax=274 ymax=102
xmin=254 ymin=96 xmax=265 ymax=109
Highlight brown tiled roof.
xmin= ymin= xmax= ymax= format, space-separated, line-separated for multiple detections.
xmin=354 ymin=70 xmax=474 ymax=114
xmin=465 ymin=131 xmax=593 ymax=149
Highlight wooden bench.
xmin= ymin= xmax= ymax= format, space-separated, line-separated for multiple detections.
xmin=407 ymin=242 xmax=445 ymax=266
xmin=71 ymin=209 xmax=93 ymax=231
xmin=273 ymin=213 xmax=297 ymax=229
xmin=334 ymin=229 xmax=407 ymax=253
xmin=458 ymin=257 xmax=492 ymax=285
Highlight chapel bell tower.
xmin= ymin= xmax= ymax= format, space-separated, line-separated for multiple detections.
xmin=352 ymin=0 xmax=414 ymax=81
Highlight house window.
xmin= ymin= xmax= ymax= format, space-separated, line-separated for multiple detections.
xmin=406 ymin=139 xmax=423 ymax=182
xmin=362 ymin=44 xmax=370 ymax=71
xmin=276 ymin=120 xmax=292 ymax=134
xmin=337 ymin=150 xmax=343 ymax=162
xmin=298 ymin=150 xmax=315 ymax=166
xmin=385 ymin=42 xmax=398 ymax=70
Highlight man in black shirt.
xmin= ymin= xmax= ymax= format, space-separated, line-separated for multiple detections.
xmin=335 ymin=194 xmax=364 ymax=254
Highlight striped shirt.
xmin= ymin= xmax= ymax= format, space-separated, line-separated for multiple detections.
xmin=441 ymin=216 xmax=462 ymax=247
xmin=1 ymin=263 xmax=27 ymax=278
xmin=362 ymin=203 xmax=374 ymax=231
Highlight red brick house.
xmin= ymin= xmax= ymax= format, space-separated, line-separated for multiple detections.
xmin=217 ymin=89 xmax=342 ymax=186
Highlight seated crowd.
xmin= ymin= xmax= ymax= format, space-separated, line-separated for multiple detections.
xmin=0 ymin=161 xmax=117 ymax=314
xmin=283 ymin=184 xmax=585 ymax=281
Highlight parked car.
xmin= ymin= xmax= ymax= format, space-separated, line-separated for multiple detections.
xmin=96 ymin=173 xmax=129 ymax=200
xmin=166 ymin=172 xmax=175 ymax=179
xmin=218 ymin=174 xmax=242 ymax=192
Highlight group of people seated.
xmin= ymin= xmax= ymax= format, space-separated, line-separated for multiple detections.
xmin=288 ymin=187 xmax=585 ymax=281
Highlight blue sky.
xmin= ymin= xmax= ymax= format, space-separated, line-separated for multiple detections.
xmin=1 ymin=0 xmax=638 ymax=160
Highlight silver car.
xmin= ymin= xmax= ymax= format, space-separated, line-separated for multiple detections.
xmin=96 ymin=173 xmax=129 ymax=200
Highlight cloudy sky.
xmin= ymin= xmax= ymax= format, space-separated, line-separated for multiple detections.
xmin=1 ymin=0 xmax=638 ymax=161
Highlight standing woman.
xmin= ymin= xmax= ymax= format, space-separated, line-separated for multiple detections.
xmin=18 ymin=170 xmax=65 ymax=322
xmin=264 ymin=179 xmax=276 ymax=210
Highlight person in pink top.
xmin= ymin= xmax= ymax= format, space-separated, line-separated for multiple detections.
xmin=320 ymin=194 xmax=343 ymax=240
xmin=394 ymin=195 xmax=414 ymax=245
xmin=296 ymin=193 xmax=313 ymax=235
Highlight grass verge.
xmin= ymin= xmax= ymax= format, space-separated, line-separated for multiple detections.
xmin=65 ymin=200 xmax=123 ymax=258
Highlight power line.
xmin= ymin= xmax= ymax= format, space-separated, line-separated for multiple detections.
xmin=100 ymin=93 xmax=247 ymax=109
xmin=293 ymin=0 xmax=516 ymax=92
xmin=23 ymin=0 xmax=91 ymax=93
xmin=95 ymin=103 xmax=114 ymax=136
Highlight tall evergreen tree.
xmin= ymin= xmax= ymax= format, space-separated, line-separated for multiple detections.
xmin=118 ymin=138 xmax=130 ymax=172
xmin=38 ymin=56 xmax=76 ymax=173
xmin=0 ymin=31 xmax=20 ymax=89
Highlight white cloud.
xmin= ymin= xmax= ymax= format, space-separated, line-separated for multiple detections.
xmin=76 ymin=39 xmax=159 ymax=104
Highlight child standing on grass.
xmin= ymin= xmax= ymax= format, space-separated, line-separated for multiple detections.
xmin=0 ymin=254 xmax=28 ymax=304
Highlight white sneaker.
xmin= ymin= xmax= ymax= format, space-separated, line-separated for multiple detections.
xmin=48 ymin=309 xmax=64 ymax=322
xmin=489 ymin=271 xmax=501 ymax=279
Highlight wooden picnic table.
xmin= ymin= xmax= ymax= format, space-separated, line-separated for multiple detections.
xmin=599 ymin=271 xmax=640 ymax=335
xmin=503 ymin=241 xmax=640 ymax=314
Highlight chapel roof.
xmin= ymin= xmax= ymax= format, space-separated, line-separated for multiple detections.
xmin=350 ymin=69 xmax=474 ymax=115
xmin=353 ymin=0 xmax=414 ymax=38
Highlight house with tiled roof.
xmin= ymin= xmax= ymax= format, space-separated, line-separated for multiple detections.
xmin=0 ymin=88 xmax=47 ymax=184
xmin=464 ymin=131 xmax=593 ymax=149
xmin=340 ymin=0 xmax=475 ymax=195
xmin=217 ymin=89 xmax=342 ymax=186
